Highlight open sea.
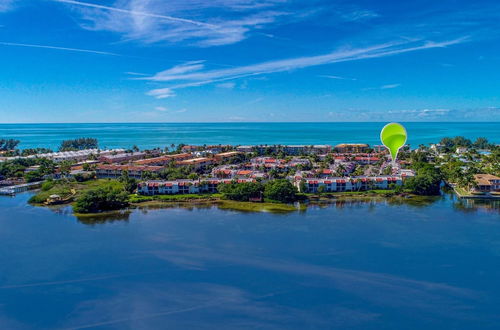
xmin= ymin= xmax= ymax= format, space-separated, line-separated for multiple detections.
xmin=0 ymin=122 xmax=499 ymax=149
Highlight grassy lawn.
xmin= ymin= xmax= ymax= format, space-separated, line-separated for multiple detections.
xmin=216 ymin=200 xmax=304 ymax=213
xmin=453 ymin=186 xmax=470 ymax=197
xmin=29 ymin=179 xmax=125 ymax=204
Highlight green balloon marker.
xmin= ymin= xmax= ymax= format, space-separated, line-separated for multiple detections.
xmin=380 ymin=122 xmax=407 ymax=163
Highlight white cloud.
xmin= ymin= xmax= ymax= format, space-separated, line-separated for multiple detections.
xmin=0 ymin=41 xmax=118 ymax=56
xmin=125 ymin=71 xmax=149 ymax=76
xmin=155 ymin=106 xmax=168 ymax=111
xmin=57 ymin=0 xmax=291 ymax=46
xmin=380 ymin=83 xmax=401 ymax=89
xmin=318 ymin=74 xmax=357 ymax=81
xmin=144 ymin=38 xmax=465 ymax=97
xmin=341 ymin=9 xmax=379 ymax=22
xmin=55 ymin=0 xmax=216 ymax=27
xmin=146 ymin=87 xmax=176 ymax=99
xmin=0 ymin=0 xmax=15 ymax=12
xmin=216 ymin=82 xmax=236 ymax=89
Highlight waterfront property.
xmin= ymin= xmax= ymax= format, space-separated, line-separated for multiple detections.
xmin=99 ymin=152 xmax=148 ymax=164
xmin=297 ymin=176 xmax=403 ymax=193
xmin=214 ymin=151 xmax=243 ymax=162
xmin=96 ymin=164 xmax=163 ymax=179
xmin=176 ymin=157 xmax=213 ymax=170
xmin=137 ymin=178 xmax=255 ymax=195
xmin=236 ymin=144 xmax=331 ymax=155
xmin=0 ymin=181 xmax=43 ymax=195
xmin=473 ymin=174 xmax=500 ymax=193
xmin=133 ymin=153 xmax=192 ymax=166
xmin=3 ymin=149 xmax=125 ymax=163
xmin=334 ymin=143 xmax=370 ymax=153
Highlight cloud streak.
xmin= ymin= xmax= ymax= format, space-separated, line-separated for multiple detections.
xmin=0 ymin=41 xmax=119 ymax=56
xmin=0 ymin=0 xmax=15 ymax=12
xmin=144 ymin=37 xmax=466 ymax=97
xmin=54 ymin=0 xmax=216 ymax=28
xmin=58 ymin=0 xmax=296 ymax=47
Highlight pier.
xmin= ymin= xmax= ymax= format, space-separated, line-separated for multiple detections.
xmin=0 ymin=182 xmax=43 ymax=196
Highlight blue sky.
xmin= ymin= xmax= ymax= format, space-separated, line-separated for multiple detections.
xmin=0 ymin=0 xmax=499 ymax=123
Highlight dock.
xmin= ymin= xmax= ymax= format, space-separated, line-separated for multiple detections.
xmin=0 ymin=182 xmax=43 ymax=196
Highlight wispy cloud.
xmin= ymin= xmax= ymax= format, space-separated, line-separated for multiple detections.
xmin=329 ymin=107 xmax=500 ymax=122
xmin=216 ymin=82 xmax=236 ymax=89
xmin=318 ymin=74 xmax=357 ymax=81
xmin=147 ymin=87 xmax=176 ymax=99
xmin=144 ymin=38 xmax=465 ymax=97
xmin=0 ymin=41 xmax=118 ymax=56
xmin=362 ymin=83 xmax=401 ymax=91
xmin=57 ymin=0 xmax=294 ymax=46
xmin=380 ymin=83 xmax=401 ymax=89
xmin=54 ymin=0 xmax=216 ymax=27
xmin=341 ymin=9 xmax=379 ymax=22
xmin=124 ymin=71 xmax=149 ymax=76
xmin=0 ymin=0 xmax=15 ymax=12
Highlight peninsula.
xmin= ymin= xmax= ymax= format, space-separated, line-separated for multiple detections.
xmin=0 ymin=137 xmax=498 ymax=214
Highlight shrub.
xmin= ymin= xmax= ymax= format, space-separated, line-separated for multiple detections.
xmin=405 ymin=163 xmax=442 ymax=195
xmin=73 ymin=187 xmax=129 ymax=214
xmin=264 ymin=179 xmax=298 ymax=203
xmin=41 ymin=180 xmax=55 ymax=191
xmin=218 ymin=181 xmax=264 ymax=201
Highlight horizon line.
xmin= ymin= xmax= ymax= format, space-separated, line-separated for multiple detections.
xmin=1 ymin=121 xmax=500 ymax=125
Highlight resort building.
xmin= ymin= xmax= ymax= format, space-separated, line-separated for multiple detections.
xmin=176 ymin=157 xmax=213 ymax=170
xmin=138 ymin=178 xmax=255 ymax=195
xmin=9 ymin=149 xmax=125 ymax=163
xmin=181 ymin=145 xmax=201 ymax=152
xmin=133 ymin=153 xmax=192 ymax=166
xmin=297 ymin=176 xmax=403 ymax=193
xmin=236 ymin=145 xmax=331 ymax=155
xmin=334 ymin=144 xmax=370 ymax=153
xmin=236 ymin=146 xmax=254 ymax=153
xmin=99 ymin=152 xmax=147 ymax=164
xmin=473 ymin=174 xmax=500 ymax=192
xmin=96 ymin=164 xmax=163 ymax=179
xmin=214 ymin=151 xmax=243 ymax=162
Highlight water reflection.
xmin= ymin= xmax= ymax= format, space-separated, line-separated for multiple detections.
xmin=453 ymin=198 xmax=500 ymax=215
xmin=60 ymin=194 xmax=500 ymax=225
xmin=76 ymin=210 xmax=132 ymax=225
xmin=1 ymin=191 xmax=500 ymax=329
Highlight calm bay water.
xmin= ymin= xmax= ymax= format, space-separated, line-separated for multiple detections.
xmin=0 ymin=122 xmax=499 ymax=150
xmin=0 ymin=193 xmax=499 ymax=329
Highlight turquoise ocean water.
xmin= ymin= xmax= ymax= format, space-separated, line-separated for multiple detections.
xmin=0 ymin=122 xmax=498 ymax=150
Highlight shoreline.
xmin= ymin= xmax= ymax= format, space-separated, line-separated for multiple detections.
xmin=32 ymin=191 xmax=443 ymax=218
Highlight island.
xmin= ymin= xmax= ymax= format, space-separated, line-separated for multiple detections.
xmin=0 ymin=137 xmax=498 ymax=215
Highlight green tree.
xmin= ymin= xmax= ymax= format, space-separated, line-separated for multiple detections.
xmin=24 ymin=170 xmax=43 ymax=183
xmin=473 ymin=137 xmax=491 ymax=149
xmin=0 ymin=139 xmax=20 ymax=151
xmin=73 ymin=187 xmax=129 ymax=214
xmin=264 ymin=179 xmax=298 ymax=203
xmin=218 ymin=182 xmax=264 ymax=201
xmin=59 ymin=138 xmax=98 ymax=151
xmin=59 ymin=160 xmax=72 ymax=176
xmin=404 ymin=163 xmax=442 ymax=195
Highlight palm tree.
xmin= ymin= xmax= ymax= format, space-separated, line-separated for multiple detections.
xmin=336 ymin=164 xmax=346 ymax=176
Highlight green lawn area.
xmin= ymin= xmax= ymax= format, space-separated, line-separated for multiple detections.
xmin=216 ymin=200 xmax=304 ymax=213
xmin=29 ymin=179 xmax=125 ymax=204
xmin=453 ymin=186 xmax=470 ymax=197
